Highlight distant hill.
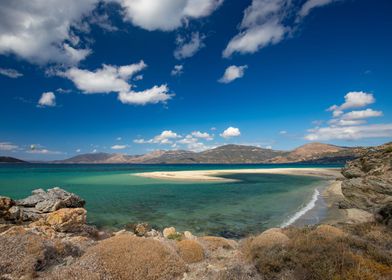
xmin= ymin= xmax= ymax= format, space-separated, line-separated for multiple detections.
xmin=56 ymin=143 xmax=364 ymax=164
xmin=267 ymin=143 xmax=363 ymax=164
xmin=0 ymin=156 xmax=26 ymax=163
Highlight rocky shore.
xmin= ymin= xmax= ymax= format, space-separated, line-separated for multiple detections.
xmin=0 ymin=142 xmax=391 ymax=279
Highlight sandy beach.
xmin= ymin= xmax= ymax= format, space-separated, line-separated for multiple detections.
xmin=133 ymin=167 xmax=343 ymax=182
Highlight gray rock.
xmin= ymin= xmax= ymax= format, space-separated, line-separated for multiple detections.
xmin=7 ymin=206 xmax=22 ymax=221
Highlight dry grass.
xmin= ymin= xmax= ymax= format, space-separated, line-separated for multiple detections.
xmin=199 ymin=236 xmax=237 ymax=251
xmin=242 ymin=223 xmax=392 ymax=280
xmin=51 ymin=233 xmax=187 ymax=280
xmin=177 ymin=239 xmax=205 ymax=263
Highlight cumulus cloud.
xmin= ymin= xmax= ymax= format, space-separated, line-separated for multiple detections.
xmin=220 ymin=127 xmax=241 ymax=138
xmin=298 ymin=0 xmax=339 ymax=18
xmin=0 ymin=0 xmax=97 ymax=65
xmin=218 ymin=65 xmax=247 ymax=83
xmin=65 ymin=61 xmax=147 ymax=93
xmin=305 ymin=92 xmax=390 ymax=141
xmin=0 ymin=142 xmax=18 ymax=151
xmin=111 ymin=144 xmax=128 ymax=150
xmin=114 ymin=0 xmax=223 ymax=31
xmin=118 ymin=85 xmax=173 ymax=105
xmin=342 ymin=109 xmax=383 ymax=120
xmin=305 ymin=124 xmax=392 ymax=141
xmin=134 ymin=130 xmax=181 ymax=145
xmin=63 ymin=61 xmax=172 ymax=105
xmin=191 ymin=131 xmax=213 ymax=140
xmin=171 ymin=65 xmax=184 ymax=76
xmin=174 ymin=32 xmax=205 ymax=60
xmin=0 ymin=68 xmax=23 ymax=78
xmin=38 ymin=92 xmax=56 ymax=107
xmin=328 ymin=91 xmax=375 ymax=114
xmin=27 ymin=148 xmax=63 ymax=155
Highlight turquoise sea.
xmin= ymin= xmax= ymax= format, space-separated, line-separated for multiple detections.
xmin=0 ymin=164 xmax=340 ymax=237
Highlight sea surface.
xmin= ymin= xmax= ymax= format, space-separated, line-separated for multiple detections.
xmin=0 ymin=163 xmax=341 ymax=237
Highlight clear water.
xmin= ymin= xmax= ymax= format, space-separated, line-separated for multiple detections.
xmin=0 ymin=163 xmax=337 ymax=237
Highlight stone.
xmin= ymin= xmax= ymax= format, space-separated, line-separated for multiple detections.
xmin=163 ymin=227 xmax=176 ymax=238
xmin=0 ymin=196 xmax=14 ymax=211
xmin=127 ymin=223 xmax=151 ymax=237
xmin=16 ymin=187 xmax=85 ymax=213
xmin=177 ymin=239 xmax=205 ymax=263
xmin=6 ymin=206 xmax=22 ymax=221
xmin=44 ymin=208 xmax=87 ymax=232
xmin=183 ymin=231 xmax=196 ymax=240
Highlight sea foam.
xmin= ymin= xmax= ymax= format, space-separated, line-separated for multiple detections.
xmin=280 ymin=188 xmax=320 ymax=228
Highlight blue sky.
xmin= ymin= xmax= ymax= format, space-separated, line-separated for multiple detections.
xmin=0 ymin=0 xmax=391 ymax=160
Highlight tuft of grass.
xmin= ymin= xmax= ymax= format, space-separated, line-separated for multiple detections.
xmin=167 ymin=232 xmax=183 ymax=241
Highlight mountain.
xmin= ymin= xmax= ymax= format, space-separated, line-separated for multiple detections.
xmin=267 ymin=143 xmax=363 ymax=164
xmin=56 ymin=143 xmax=365 ymax=164
xmin=0 ymin=156 xmax=26 ymax=163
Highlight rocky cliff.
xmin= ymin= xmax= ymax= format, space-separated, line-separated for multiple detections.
xmin=340 ymin=142 xmax=392 ymax=226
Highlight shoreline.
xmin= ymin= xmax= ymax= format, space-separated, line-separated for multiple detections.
xmin=134 ymin=168 xmax=347 ymax=228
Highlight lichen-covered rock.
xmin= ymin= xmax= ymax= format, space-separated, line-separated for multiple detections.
xmin=177 ymin=239 xmax=205 ymax=263
xmin=43 ymin=208 xmax=87 ymax=232
xmin=126 ymin=222 xmax=151 ymax=237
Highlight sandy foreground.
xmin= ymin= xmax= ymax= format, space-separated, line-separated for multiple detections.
xmin=133 ymin=167 xmax=343 ymax=182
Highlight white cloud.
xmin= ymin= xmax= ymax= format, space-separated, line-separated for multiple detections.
xmin=305 ymin=124 xmax=392 ymax=141
xmin=171 ymin=65 xmax=184 ymax=76
xmin=118 ymin=85 xmax=173 ymax=105
xmin=305 ymin=92 xmax=390 ymax=141
xmin=279 ymin=130 xmax=287 ymax=134
xmin=38 ymin=92 xmax=56 ymax=107
xmin=298 ymin=0 xmax=338 ymax=18
xmin=134 ymin=130 xmax=180 ymax=145
xmin=63 ymin=61 xmax=172 ymax=106
xmin=223 ymin=0 xmax=289 ymax=58
xmin=220 ymin=127 xmax=241 ymax=138
xmin=0 ymin=68 xmax=23 ymax=78
xmin=191 ymin=131 xmax=213 ymax=140
xmin=223 ymin=0 xmax=339 ymax=58
xmin=342 ymin=109 xmax=383 ymax=120
xmin=27 ymin=148 xmax=63 ymax=155
xmin=134 ymin=74 xmax=143 ymax=81
xmin=76 ymin=149 xmax=81 ymax=153
xmin=218 ymin=65 xmax=247 ymax=83
xmin=0 ymin=142 xmax=18 ymax=151
xmin=0 ymin=0 xmax=97 ymax=65
xmin=114 ymin=0 xmax=223 ymax=31
xmin=116 ymin=137 xmax=122 ymax=141
xmin=328 ymin=91 xmax=375 ymax=113
xmin=111 ymin=144 xmax=128 ymax=150
xmin=92 ymin=149 xmax=98 ymax=153
xmin=174 ymin=32 xmax=205 ymax=60
xmin=65 ymin=61 xmax=146 ymax=94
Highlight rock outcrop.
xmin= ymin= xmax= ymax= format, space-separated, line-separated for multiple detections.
xmin=341 ymin=142 xmax=392 ymax=226
xmin=0 ymin=187 xmax=85 ymax=223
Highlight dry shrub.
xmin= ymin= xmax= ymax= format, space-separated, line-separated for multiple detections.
xmin=199 ymin=236 xmax=237 ymax=251
xmin=55 ymin=233 xmax=186 ymax=280
xmin=177 ymin=239 xmax=205 ymax=263
xmin=242 ymin=223 xmax=392 ymax=280
xmin=0 ymin=231 xmax=48 ymax=278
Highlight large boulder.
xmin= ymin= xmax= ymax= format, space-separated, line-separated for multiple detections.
xmin=16 ymin=187 xmax=85 ymax=213
xmin=43 ymin=208 xmax=87 ymax=232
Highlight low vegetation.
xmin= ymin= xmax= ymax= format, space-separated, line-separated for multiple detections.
xmin=242 ymin=223 xmax=392 ymax=280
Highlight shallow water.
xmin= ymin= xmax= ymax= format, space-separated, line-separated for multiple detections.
xmin=0 ymin=164 xmax=336 ymax=237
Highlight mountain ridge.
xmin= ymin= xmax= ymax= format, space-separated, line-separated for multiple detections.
xmin=56 ymin=143 xmax=366 ymax=164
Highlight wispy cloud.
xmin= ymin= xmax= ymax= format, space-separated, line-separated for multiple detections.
xmin=0 ymin=68 xmax=23 ymax=78
xmin=174 ymin=32 xmax=205 ymax=60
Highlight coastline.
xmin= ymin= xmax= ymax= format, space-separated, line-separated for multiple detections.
xmin=133 ymin=167 xmax=342 ymax=182
xmin=134 ymin=167 xmax=347 ymax=228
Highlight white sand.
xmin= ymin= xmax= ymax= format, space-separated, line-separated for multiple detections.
xmin=134 ymin=168 xmax=342 ymax=182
